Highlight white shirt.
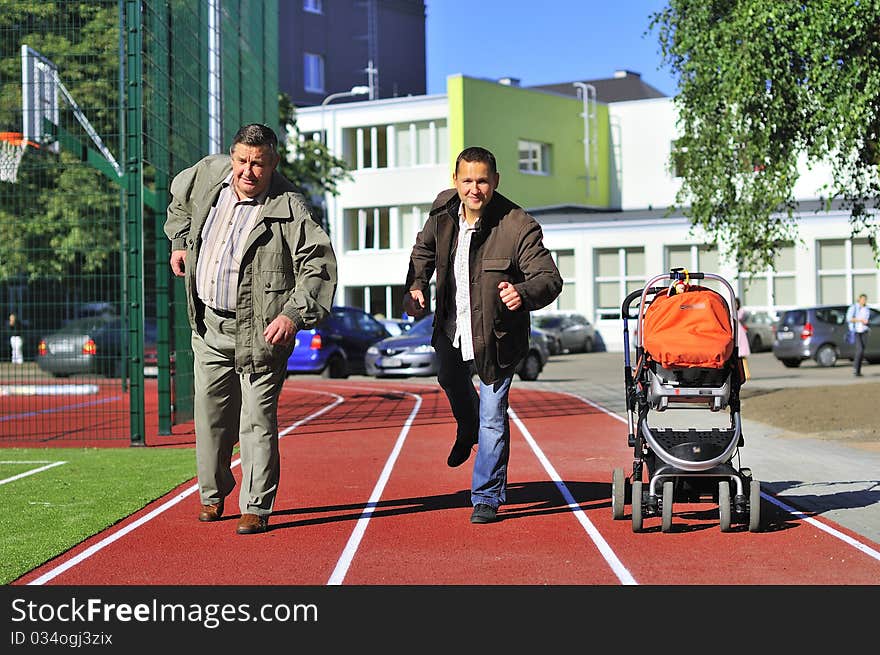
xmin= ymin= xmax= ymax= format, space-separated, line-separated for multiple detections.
xmin=443 ymin=203 xmax=477 ymax=361
xmin=850 ymin=303 xmax=870 ymax=334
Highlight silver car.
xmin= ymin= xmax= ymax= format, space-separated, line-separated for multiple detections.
xmin=772 ymin=304 xmax=880 ymax=367
xmin=365 ymin=313 xmax=550 ymax=380
xmin=741 ymin=310 xmax=777 ymax=353
xmin=531 ymin=312 xmax=596 ymax=353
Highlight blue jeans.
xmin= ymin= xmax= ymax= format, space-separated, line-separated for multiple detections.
xmin=435 ymin=332 xmax=513 ymax=509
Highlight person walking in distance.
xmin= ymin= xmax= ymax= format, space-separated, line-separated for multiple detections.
xmin=847 ymin=293 xmax=871 ymax=377
xmin=8 ymin=313 xmax=23 ymax=364
xmin=403 ymin=146 xmax=562 ymax=524
xmin=165 ymin=124 xmax=337 ymax=534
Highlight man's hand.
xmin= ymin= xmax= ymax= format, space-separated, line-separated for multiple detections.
xmin=170 ymin=250 xmax=187 ymax=277
xmin=264 ymin=314 xmax=296 ymax=346
xmin=499 ymin=281 xmax=522 ymax=311
xmin=403 ymin=289 xmax=427 ymax=318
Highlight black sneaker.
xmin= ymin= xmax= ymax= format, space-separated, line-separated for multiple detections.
xmin=447 ymin=438 xmax=475 ymax=467
xmin=470 ymin=503 xmax=498 ymax=524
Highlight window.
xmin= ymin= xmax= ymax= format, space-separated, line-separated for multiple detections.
xmin=665 ymin=244 xmax=721 ymax=292
xmin=345 ymin=120 xmax=447 ymax=170
xmin=595 ymin=247 xmax=645 ymax=315
xmin=550 ymin=249 xmax=576 ymax=310
xmin=518 ymin=140 xmax=550 ymax=174
xmin=670 ymin=139 xmax=687 ymax=178
xmin=344 ymin=285 xmax=407 ymax=318
xmin=303 ymin=53 xmax=324 ymax=93
xmin=343 ymin=207 xmax=391 ymax=251
xmin=739 ymin=242 xmax=796 ymax=310
xmin=303 ymin=0 xmax=322 ymax=13
xmin=817 ymin=238 xmax=877 ymax=304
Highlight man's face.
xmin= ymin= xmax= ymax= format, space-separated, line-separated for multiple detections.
xmin=230 ymin=143 xmax=278 ymax=199
xmin=453 ymin=159 xmax=499 ymax=219
xmin=859 ymin=295 xmax=867 ymax=306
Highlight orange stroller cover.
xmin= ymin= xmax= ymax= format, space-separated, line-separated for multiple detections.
xmin=642 ymin=286 xmax=733 ymax=369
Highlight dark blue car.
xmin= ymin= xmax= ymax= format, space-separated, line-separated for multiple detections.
xmin=287 ymin=306 xmax=390 ymax=378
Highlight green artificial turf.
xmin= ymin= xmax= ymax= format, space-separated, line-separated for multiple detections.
xmin=0 ymin=447 xmax=196 ymax=584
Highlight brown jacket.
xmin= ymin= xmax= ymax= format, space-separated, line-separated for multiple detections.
xmin=406 ymin=189 xmax=562 ymax=384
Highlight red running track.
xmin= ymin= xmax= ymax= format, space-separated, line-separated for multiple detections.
xmin=12 ymin=379 xmax=880 ymax=585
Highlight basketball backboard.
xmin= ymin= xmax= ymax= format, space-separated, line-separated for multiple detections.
xmin=21 ymin=44 xmax=60 ymax=151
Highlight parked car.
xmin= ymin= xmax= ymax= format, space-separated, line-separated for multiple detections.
xmin=772 ymin=304 xmax=880 ymax=367
xmin=530 ymin=324 xmax=561 ymax=355
xmin=377 ymin=317 xmax=414 ymax=337
xmin=741 ymin=310 xmax=777 ymax=353
xmin=37 ymin=316 xmax=157 ymax=377
xmin=531 ymin=312 xmax=596 ymax=353
xmin=287 ymin=306 xmax=390 ymax=378
xmin=365 ymin=313 xmax=550 ymax=381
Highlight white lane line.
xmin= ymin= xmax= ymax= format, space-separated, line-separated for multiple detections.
xmin=0 ymin=461 xmax=67 ymax=486
xmin=27 ymin=391 xmax=344 ymax=586
xmin=508 ymin=406 xmax=638 ymax=586
xmin=327 ymin=391 xmax=422 ymax=586
xmin=763 ymin=494 xmax=880 ymax=562
xmin=558 ymin=390 xmax=880 ymax=562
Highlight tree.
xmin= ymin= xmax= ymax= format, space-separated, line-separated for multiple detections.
xmin=650 ymin=1 xmax=880 ymax=274
xmin=276 ymin=92 xmax=352 ymax=232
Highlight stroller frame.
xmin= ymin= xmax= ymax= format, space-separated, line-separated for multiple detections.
xmin=611 ymin=269 xmax=761 ymax=533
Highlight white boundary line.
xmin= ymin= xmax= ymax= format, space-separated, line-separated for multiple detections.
xmin=27 ymin=391 xmax=344 ymax=586
xmin=327 ymin=391 xmax=422 ymax=585
xmin=508 ymin=406 xmax=638 ymax=585
xmin=558 ymin=390 xmax=880 ymax=562
xmin=0 ymin=461 xmax=67 ymax=486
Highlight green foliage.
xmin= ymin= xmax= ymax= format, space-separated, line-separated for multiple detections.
xmin=650 ymin=0 xmax=880 ymax=273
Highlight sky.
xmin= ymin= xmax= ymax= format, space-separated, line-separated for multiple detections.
xmin=424 ymin=0 xmax=677 ymax=96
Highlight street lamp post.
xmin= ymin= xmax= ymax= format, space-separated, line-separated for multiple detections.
xmin=320 ymin=85 xmax=370 ymax=147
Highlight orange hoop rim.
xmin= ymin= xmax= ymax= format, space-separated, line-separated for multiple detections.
xmin=0 ymin=132 xmax=39 ymax=149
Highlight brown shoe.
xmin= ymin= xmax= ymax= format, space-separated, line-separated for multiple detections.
xmin=198 ymin=501 xmax=223 ymax=522
xmin=236 ymin=513 xmax=269 ymax=534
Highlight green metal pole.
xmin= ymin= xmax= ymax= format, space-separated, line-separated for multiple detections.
xmin=125 ymin=0 xmax=145 ymax=447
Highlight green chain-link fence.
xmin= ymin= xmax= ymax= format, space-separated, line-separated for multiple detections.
xmin=0 ymin=0 xmax=279 ymax=446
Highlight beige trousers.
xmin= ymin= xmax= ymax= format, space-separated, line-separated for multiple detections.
xmin=191 ymin=306 xmax=286 ymax=517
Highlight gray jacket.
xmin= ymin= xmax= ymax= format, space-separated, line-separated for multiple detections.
xmin=165 ymin=154 xmax=337 ymax=374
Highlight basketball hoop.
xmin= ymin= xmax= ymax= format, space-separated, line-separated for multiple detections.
xmin=0 ymin=132 xmax=29 ymax=184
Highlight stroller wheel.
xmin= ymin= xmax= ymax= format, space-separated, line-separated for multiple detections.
xmin=611 ymin=468 xmax=626 ymax=520
xmin=718 ymin=480 xmax=732 ymax=532
xmin=748 ymin=479 xmax=762 ymax=532
xmin=631 ymin=480 xmax=644 ymax=532
xmin=661 ymin=480 xmax=674 ymax=533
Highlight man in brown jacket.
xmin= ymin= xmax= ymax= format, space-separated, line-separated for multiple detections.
xmin=404 ymin=146 xmax=562 ymax=524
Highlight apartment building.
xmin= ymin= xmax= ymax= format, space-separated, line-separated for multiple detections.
xmin=279 ymin=0 xmax=426 ymax=106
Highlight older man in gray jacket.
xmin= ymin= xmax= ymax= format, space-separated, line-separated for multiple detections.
xmin=165 ymin=124 xmax=337 ymax=534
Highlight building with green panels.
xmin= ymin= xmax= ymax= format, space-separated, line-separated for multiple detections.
xmin=447 ymin=75 xmax=611 ymax=209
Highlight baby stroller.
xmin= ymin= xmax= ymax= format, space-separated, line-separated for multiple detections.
xmin=611 ymin=268 xmax=761 ymax=533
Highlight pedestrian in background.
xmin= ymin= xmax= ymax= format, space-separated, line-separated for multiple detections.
xmin=165 ymin=123 xmax=337 ymax=534
xmin=403 ymin=146 xmax=562 ymax=524
xmin=847 ymin=293 xmax=870 ymax=377
xmin=8 ymin=313 xmax=23 ymax=365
